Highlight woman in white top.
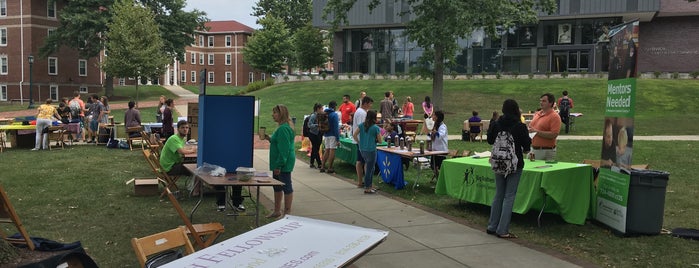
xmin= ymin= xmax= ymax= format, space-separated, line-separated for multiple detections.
xmin=429 ymin=110 xmax=448 ymax=179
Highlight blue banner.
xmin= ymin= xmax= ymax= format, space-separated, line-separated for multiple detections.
xmin=377 ymin=150 xmax=406 ymax=189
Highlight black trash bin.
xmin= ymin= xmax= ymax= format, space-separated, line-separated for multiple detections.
xmin=626 ymin=169 xmax=670 ymax=235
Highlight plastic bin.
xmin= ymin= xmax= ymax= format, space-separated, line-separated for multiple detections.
xmin=626 ymin=169 xmax=670 ymax=235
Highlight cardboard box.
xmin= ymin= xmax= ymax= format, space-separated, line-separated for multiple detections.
xmin=127 ymin=178 xmax=160 ymax=196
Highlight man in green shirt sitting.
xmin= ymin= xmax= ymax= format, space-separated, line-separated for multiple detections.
xmin=160 ymin=120 xmax=197 ymax=176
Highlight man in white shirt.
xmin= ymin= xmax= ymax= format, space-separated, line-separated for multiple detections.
xmin=352 ymin=96 xmax=374 ymax=187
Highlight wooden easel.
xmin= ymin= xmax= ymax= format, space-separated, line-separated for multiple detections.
xmin=0 ymin=185 xmax=35 ymax=250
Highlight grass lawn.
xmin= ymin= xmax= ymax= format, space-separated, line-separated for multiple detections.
xmin=1 ymin=78 xmax=698 ymax=267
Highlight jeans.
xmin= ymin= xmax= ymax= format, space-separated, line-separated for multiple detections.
xmin=34 ymin=118 xmax=52 ymax=149
xmin=309 ymin=134 xmax=322 ymax=167
xmin=487 ymin=169 xmax=522 ymax=235
xmin=360 ymin=150 xmax=377 ymax=189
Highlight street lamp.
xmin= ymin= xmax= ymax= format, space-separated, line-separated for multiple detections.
xmin=27 ymin=55 xmax=35 ymax=109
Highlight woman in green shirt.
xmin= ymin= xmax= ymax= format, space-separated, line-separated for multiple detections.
xmin=266 ymin=104 xmax=296 ymax=219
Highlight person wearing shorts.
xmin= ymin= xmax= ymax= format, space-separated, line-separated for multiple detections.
xmin=320 ymin=101 xmax=340 ymax=173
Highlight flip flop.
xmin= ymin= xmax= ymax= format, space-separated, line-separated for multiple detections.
xmin=363 ymin=188 xmax=377 ymax=194
xmin=497 ymin=233 xmax=518 ymax=239
xmin=266 ymin=212 xmax=282 ymax=219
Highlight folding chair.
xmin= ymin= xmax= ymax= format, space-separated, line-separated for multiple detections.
xmin=143 ymin=149 xmax=180 ymax=198
xmin=165 ymin=188 xmax=224 ymax=249
xmin=126 ymin=126 xmax=144 ymax=151
xmin=131 ymin=226 xmax=195 ymax=268
xmin=48 ymin=125 xmax=66 ymax=150
xmin=0 ymin=186 xmax=35 ymax=250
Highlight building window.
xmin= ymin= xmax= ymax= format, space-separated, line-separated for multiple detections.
xmin=0 ymin=84 xmax=7 ymax=101
xmin=1 ymin=55 xmax=8 ymax=75
xmin=78 ymin=59 xmax=87 ymax=76
xmin=118 ymin=79 xmax=125 ymax=86
xmin=50 ymin=85 xmax=58 ymax=101
xmin=198 ymin=35 xmax=204 ymax=47
xmin=47 ymin=28 xmax=56 ymax=37
xmin=248 ymin=72 xmax=254 ymax=83
xmin=208 ymin=72 xmax=214 ymax=83
xmin=182 ymin=53 xmax=186 ymax=63
xmin=191 ymin=71 xmax=196 ymax=82
xmin=225 ymin=35 xmax=231 ymax=47
xmin=0 ymin=0 xmax=6 ymax=16
xmin=225 ymin=53 xmax=231 ymax=65
xmin=190 ymin=52 xmax=196 ymax=64
xmin=180 ymin=70 xmax=186 ymax=82
xmin=80 ymin=86 xmax=88 ymax=93
xmin=261 ymin=73 xmax=266 ymax=81
xmin=199 ymin=53 xmax=204 ymax=65
xmin=0 ymin=28 xmax=6 ymax=46
xmin=208 ymin=36 xmax=214 ymax=47
xmin=48 ymin=57 xmax=58 ymax=75
xmin=225 ymin=72 xmax=232 ymax=83
xmin=208 ymin=54 xmax=214 ymax=65
xmin=48 ymin=1 xmax=56 ymax=18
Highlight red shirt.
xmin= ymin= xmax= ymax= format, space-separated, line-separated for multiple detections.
xmin=530 ymin=110 xmax=561 ymax=148
xmin=338 ymin=102 xmax=356 ymax=124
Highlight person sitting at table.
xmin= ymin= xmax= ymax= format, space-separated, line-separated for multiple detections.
xmin=486 ymin=99 xmax=531 ymax=239
xmin=382 ymin=122 xmax=398 ymax=143
xmin=124 ymin=101 xmax=142 ymax=137
xmin=58 ymin=98 xmax=72 ymax=124
xmin=160 ymin=120 xmax=197 ymax=176
xmin=33 ymin=99 xmax=62 ymax=151
xmin=468 ymin=110 xmax=482 ymax=142
xmin=429 ymin=110 xmax=448 ymax=180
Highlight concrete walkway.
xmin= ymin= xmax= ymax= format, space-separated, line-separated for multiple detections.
xmin=250 ymin=148 xmax=589 ymax=268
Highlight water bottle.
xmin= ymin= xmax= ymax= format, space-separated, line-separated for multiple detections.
xmin=419 ymin=140 xmax=425 ymax=154
xmin=426 ymin=135 xmax=432 ymax=151
xmin=399 ymin=137 xmax=404 ymax=150
xmin=387 ymin=136 xmax=392 ymax=148
xmin=394 ymin=135 xmax=399 ymax=148
xmin=406 ymin=137 xmax=412 ymax=151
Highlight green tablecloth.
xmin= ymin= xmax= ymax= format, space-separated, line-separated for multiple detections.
xmin=435 ymin=157 xmax=593 ymax=225
xmin=335 ymin=137 xmax=387 ymax=164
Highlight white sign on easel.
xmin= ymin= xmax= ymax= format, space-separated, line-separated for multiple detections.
xmin=162 ymin=215 xmax=388 ymax=268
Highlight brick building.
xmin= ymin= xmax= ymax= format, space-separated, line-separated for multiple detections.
xmin=160 ymin=20 xmax=262 ymax=88
xmin=0 ymin=0 xmax=102 ymax=104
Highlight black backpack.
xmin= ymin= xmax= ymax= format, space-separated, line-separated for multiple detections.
xmin=559 ymin=98 xmax=571 ymax=116
xmin=302 ymin=116 xmax=311 ymax=137
xmin=316 ymin=112 xmax=329 ymax=134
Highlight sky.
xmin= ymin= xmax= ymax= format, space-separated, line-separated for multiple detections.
xmin=184 ymin=0 xmax=260 ymax=28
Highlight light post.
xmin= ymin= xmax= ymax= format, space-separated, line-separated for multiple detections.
xmin=27 ymin=55 xmax=35 ymax=109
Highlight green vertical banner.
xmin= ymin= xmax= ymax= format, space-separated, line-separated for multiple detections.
xmin=596 ymin=21 xmax=639 ymax=234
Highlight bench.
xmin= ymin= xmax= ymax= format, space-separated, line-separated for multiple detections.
xmin=9 ymin=99 xmax=30 ymax=105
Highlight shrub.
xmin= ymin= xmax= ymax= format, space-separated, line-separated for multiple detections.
xmin=495 ymin=71 xmax=502 ymax=79
xmin=528 ymin=73 xmax=534 ymax=79
xmin=562 ymin=71 xmax=569 ymax=78
xmin=580 ymin=70 xmax=588 ymax=75
xmin=321 ymin=72 xmax=327 ymax=80
xmin=512 ymin=71 xmax=519 ymax=79
xmin=346 ymin=73 xmax=352 ymax=80
xmin=450 ymin=71 xmax=458 ymax=79
xmin=283 ymin=75 xmax=289 ymax=82
xmin=466 ymin=73 xmax=473 ymax=80
xmin=672 ymin=72 xmax=680 ymax=79
xmin=395 ymin=72 xmax=404 ymax=80
xmin=545 ymin=71 xmax=552 ymax=78
xmin=408 ymin=72 xmax=417 ymax=80
xmin=382 ymin=73 xmax=390 ymax=80
xmin=333 ymin=74 xmax=339 ymax=80
xmin=309 ymin=74 xmax=316 ymax=81
xmin=370 ymin=73 xmax=377 ymax=80
xmin=481 ymin=71 xmax=487 ymax=78
xmin=358 ymin=73 xmax=364 ymax=80
xmin=245 ymin=80 xmax=271 ymax=93
xmin=691 ymin=71 xmax=699 ymax=79
xmin=653 ymin=71 xmax=662 ymax=78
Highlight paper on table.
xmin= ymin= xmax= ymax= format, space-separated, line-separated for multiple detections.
xmin=529 ymin=132 xmax=537 ymax=139
xmin=472 ymin=151 xmax=492 ymax=158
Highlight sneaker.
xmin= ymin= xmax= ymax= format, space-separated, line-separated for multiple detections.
xmin=217 ymin=205 xmax=225 ymax=212
xmin=234 ymin=204 xmax=246 ymax=212
xmin=309 ymin=164 xmax=316 ymax=169
xmin=319 ymin=168 xmax=326 ymax=173
xmin=31 ymin=148 xmax=39 ymax=151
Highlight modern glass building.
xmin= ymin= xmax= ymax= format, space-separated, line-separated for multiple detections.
xmin=313 ymin=0 xmax=699 ymax=75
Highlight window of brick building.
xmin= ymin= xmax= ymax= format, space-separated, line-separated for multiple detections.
xmin=208 ymin=54 xmax=214 ymax=65
xmin=48 ymin=1 xmax=56 ymax=18
xmin=48 ymin=57 xmax=58 ymax=75
xmin=1 ymin=55 xmax=8 ymax=74
xmin=0 ymin=84 xmax=7 ymax=101
xmin=225 ymin=72 xmax=232 ymax=83
xmin=225 ymin=53 xmax=231 ymax=65
xmin=208 ymin=72 xmax=214 ymax=83
xmin=208 ymin=36 xmax=214 ymax=47
xmin=191 ymin=71 xmax=196 ymax=83
xmin=78 ymin=59 xmax=87 ymax=76
xmin=0 ymin=28 xmax=6 ymax=46
xmin=225 ymin=35 xmax=231 ymax=47
xmin=181 ymin=70 xmax=186 ymax=82
xmin=50 ymin=85 xmax=58 ymax=101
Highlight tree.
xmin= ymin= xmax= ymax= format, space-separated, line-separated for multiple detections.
xmin=292 ymin=24 xmax=328 ymax=72
xmin=252 ymin=0 xmax=312 ymax=33
xmin=102 ymin=0 xmax=170 ymax=104
xmin=40 ymin=0 xmax=206 ymax=97
xmin=323 ymin=0 xmax=556 ymax=111
xmin=242 ymin=16 xmax=292 ymax=75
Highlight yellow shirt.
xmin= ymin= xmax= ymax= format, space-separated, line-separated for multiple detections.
xmin=37 ymin=104 xmax=57 ymax=120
